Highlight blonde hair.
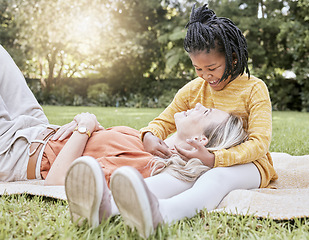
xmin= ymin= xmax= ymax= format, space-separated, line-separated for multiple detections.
xmin=151 ymin=114 xmax=247 ymax=182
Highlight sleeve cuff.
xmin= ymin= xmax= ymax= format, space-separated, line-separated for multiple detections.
xmin=213 ymin=150 xmax=224 ymax=167
xmin=139 ymin=127 xmax=163 ymax=141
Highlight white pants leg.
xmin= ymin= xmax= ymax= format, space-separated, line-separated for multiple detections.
xmin=144 ymin=171 xmax=195 ymax=199
xmin=0 ymin=46 xmax=49 ymax=181
xmin=110 ymin=171 xmax=194 ymax=215
xmin=158 ymin=162 xmax=261 ymax=224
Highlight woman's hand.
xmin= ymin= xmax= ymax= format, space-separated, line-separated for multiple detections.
xmin=174 ymin=139 xmax=215 ymax=168
xmin=52 ymin=112 xmax=104 ymax=141
xmin=73 ymin=112 xmax=103 ymax=133
xmin=52 ymin=121 xmax=77 ymax=141
xmin=143 ymin=132 xmax=172 ymax=159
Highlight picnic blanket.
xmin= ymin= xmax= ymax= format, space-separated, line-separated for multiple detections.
xmin=215 ymin=152 xmax=309 ymax=219
xmin=0 ymin=152 xmax=308 ymax=220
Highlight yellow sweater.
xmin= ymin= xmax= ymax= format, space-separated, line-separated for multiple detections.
xmin=140 ymin=74 xmax=278 ymax=188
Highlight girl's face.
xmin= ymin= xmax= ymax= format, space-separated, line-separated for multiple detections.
xmin=189 ymin=49 xmax=231 ymax=91
xmin=174 ymin=103 xmax=229 ymax=140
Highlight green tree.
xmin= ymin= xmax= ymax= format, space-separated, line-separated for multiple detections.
xmin=87 ymin=83 xmax=110 ymax=106
xmin=0 ymin=0 xmax=27 ymax=68
xmin=5 ymin=0 xmax=112 ymax=101
xmin=143 ymin=1 xmax=200 ymax=95
xmin=96 ymin=0 xmax=168 ymax=98
xmin=208 ymin=0 xmax=301 ymax=110
xmin=1 ymin=0 xmax=308 ymax=110
xmin=277 ymin=0 xmax=309 ymax=111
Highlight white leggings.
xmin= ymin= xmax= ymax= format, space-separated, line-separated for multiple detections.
xmin=145 ymin=162 xmax=261 ymax=224
xmin=110 ymin=162 xmax=261 ymax=223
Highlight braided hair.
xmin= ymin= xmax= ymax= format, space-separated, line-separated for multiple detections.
xmin=184 ymin=4 xmax=250 ymax=82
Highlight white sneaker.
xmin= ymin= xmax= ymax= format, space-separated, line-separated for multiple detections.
xmin=65 ymin=156 xmax=111 ymax=227
xmin=111 ymin=166 xmax=163 ymax=238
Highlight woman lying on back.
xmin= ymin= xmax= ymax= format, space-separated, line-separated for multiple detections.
xmin=44 ymin=103 xmax=246 ymax=186
xmin=61 ymin=103 xmax=247 ymax=228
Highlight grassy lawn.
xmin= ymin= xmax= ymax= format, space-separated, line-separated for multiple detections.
xmin=1 ymin=106 xmax=309 ymax=239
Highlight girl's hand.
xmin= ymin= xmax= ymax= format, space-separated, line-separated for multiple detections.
xmin=143 ymin=132 xmax=172 ymax=159
xmin=52 ymin=113 xmax=104 ymax=141
xmin=174 ymin=139 xmax=215 ymax=168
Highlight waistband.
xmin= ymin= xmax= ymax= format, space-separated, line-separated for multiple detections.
xmin=27 ymin=126 xmax=58 ymax=179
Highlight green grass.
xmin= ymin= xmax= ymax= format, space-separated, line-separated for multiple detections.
xmin=271 ymin=111 xmax=309 ymax=155
xmin=43 ymin=105 xmax=164 ymax=129
xmin=1 ymin=106 xmax=309 ymax=239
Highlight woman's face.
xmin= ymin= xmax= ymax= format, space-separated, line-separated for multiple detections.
xmin=189 ymin=49 xmax=231 ymax=91
xmin=174 ymin=103 xmax=229 ymax=140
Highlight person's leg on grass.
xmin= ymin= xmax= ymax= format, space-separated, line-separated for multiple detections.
xmin=144 ymin=171 xmax=194 ymax=199
xmin=158 ymin=162 xmax=261 ymax=224
xmin=111 ymin=163 xmax=260 ymax=237
xmin=65 ymin=156 xmax=112 ymax=227
xmin=65 ymin=159 xmax=193 ymax=225
xmin=111 ymin=167 xmax=163 ymax=238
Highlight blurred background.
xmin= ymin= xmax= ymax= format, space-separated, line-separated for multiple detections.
xmin=0 ymin=0 xmax=308 ymax=110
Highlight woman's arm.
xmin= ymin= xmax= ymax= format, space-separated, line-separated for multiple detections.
xmin=51 ymin=118 xmax=104 ymax=141
xmin=44 ymin=113 xmax=102 ymax=185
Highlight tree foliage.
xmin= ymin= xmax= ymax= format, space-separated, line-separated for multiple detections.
xmin=277 ymin=0 xmax=309 ymax=110
xmin=0 ymin=0 xmax=308 ymax=110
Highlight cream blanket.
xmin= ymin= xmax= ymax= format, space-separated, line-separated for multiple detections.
xmin=215 ymin=152 xmax=309 ymax=219
xmin=0 ymin=152 xmax=308 ymax=220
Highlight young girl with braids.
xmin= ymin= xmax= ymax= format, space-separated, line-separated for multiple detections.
xmin=108 ymin=4 xmax=278 ymax=238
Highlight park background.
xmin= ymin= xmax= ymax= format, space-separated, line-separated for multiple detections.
xmin=1 ymin=0 xmax=308 ymax=111
xmin=1 ymin=1 xmax=309 ymax=239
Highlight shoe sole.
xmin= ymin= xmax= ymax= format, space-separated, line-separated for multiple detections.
xmin=65 ymin=156 xmax=103 ymax=227
xmin=111 ymin=167 xmax=153 ymax=238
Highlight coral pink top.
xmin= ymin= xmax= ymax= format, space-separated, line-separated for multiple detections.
xmin=40 ymin=126 xmax=154 ymax=186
